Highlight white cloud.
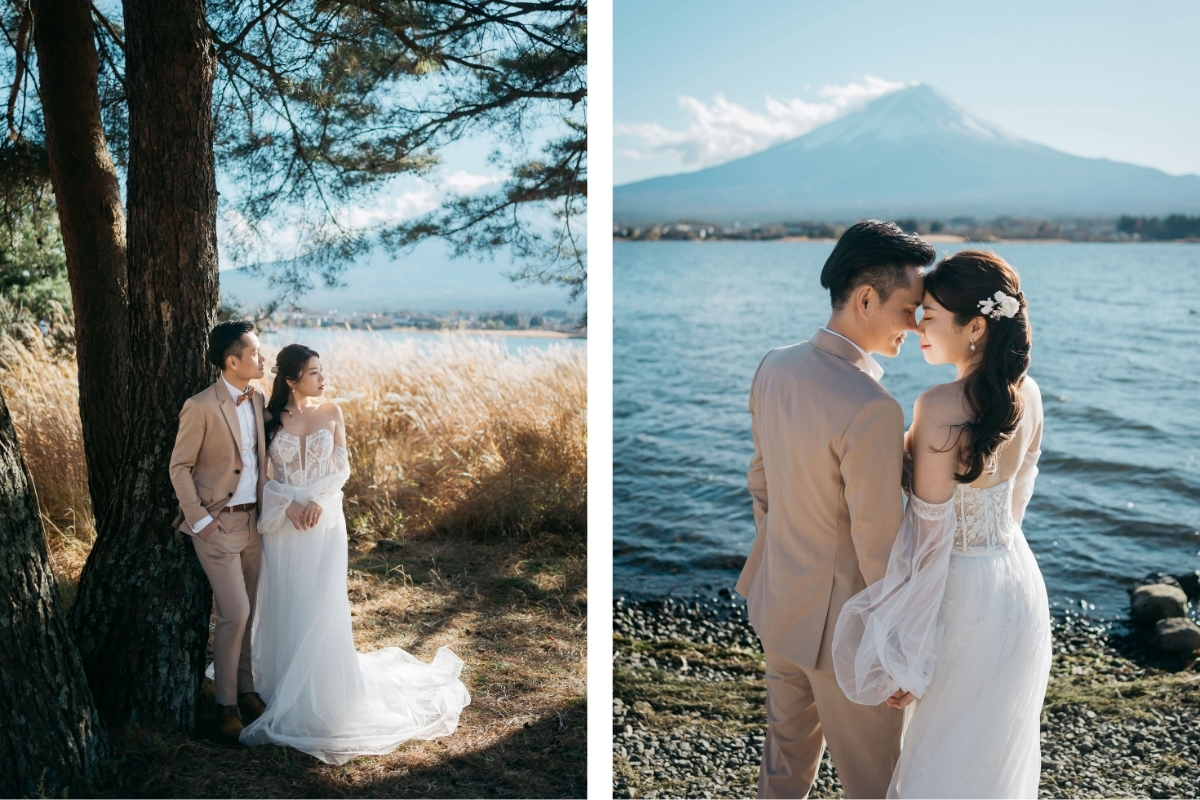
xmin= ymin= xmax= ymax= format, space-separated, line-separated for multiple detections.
xmin=336 ymin=170 xmax=504 ymax=229
xmin=615 ymin=75 xmax=909 ymax=169
xmin=218 ymin=170 xmax=504 ymax=267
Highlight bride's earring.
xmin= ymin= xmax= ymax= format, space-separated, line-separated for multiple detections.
xmin=970 ymin=341 xmax=976 ymax=351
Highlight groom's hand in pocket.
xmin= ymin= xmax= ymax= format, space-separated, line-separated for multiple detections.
xmin=197 ymin=517 xmax=230 ymax=542
xmin=287 ymin=501 xmax=309 ymax=530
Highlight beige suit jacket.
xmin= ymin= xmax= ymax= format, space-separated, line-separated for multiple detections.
xmin=169 ymin=380 xmax=268 ymax=535
xmin=736 ymin=329 xmax=905 ymax=673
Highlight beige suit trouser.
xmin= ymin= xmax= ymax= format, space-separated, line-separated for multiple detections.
xmin=191 ymin=508 xmax=260 ymax=706
xmin=759 ymin=646 xmax=905 ymax=799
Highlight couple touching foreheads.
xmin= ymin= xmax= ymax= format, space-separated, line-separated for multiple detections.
xmin=167 ymin=321 xmax=470 ymax=763
xmin=739 ymin=221 xmax=1051 ymax=798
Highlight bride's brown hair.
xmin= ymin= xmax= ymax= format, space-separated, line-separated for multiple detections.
xmin=265 ymin=343 xmax=320 ymax=446
xmin=923 ymin=250 xmax=1032 ymax=483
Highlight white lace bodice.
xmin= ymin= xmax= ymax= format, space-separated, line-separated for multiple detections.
xmin=834 ymin=450 xmax=1042 ymax=708
xmin=950 ymin=479 xmax=1017 ymax=555
xmin=269 ymin=428 xmax=349 ymax=487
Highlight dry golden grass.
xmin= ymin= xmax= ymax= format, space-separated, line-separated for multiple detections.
xmin=276 ymin=335 xmax=588 ymax=547
xmin=0 ymin=330 xmax=93 ymax=607
xmin=0 ymin=331 xmax=587 ymax=798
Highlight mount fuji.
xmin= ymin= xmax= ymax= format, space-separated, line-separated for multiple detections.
xmin=613 ymin=85 xmax=1200 ymax=223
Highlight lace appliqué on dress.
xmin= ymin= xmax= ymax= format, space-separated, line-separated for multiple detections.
xmin=270 ymin=428 xmax=348 ymax=487
xmin=907 ymin=492 xmax=955 ymax=522
xmin=952 ymin=481 xmax=1016 ymax=555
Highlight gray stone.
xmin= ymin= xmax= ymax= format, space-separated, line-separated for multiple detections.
xmin=1138 ymin=572 xmax=1183 ymax=590
xmin=374 ymin=538 xmax=404 ymax=551
xmin=1130 ymin=583 xmax=1188 ymax=622
xmin=1154 ymin=617 xmax=1200 ymax=652
xmin=1177 ymin=570 xmax=1200 ymax=601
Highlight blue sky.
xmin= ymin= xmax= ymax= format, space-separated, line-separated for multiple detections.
xmin=615 ymin=0 xmax=1200 ymax=185
xmin=214 ymin=128 xmax=587 ymax=312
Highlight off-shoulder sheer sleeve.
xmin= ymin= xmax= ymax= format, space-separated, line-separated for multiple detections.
xmin=258 ymin=446 xmax=351 ymax=536
xmin=1010 ymin=449 xmax=1041 ymax=526
xmin=305 ymin=445 xmax=350 ymax=507
xmin=832 ymin=492 xmax=958 ymax=705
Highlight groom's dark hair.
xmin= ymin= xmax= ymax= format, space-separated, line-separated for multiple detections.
xmin=208 ymin=320 xmax=255 ymax=370
xmin=821 ymin=220 xmax=935 ymax=309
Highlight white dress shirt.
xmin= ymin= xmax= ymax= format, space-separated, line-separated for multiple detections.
xmin=821 ymin=326 xmax=885 ymax=382
xmin=190 ymin=377 xmax=259 ymax=533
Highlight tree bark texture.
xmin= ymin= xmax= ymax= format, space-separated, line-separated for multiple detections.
xmin=30 ymin=0 xmax=129 ymax=525
xmin=0 ymin=391 xmax=108 ymax=796
xmin=68 ymin=0 xmax=220 ymax=733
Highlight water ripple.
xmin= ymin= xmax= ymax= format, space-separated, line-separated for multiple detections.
xmin=615 ymin=241 xmax=1200 ymax=620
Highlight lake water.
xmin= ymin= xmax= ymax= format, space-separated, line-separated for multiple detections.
xmin=261 ymin=326 xmax=586 ymax=353
xmin=614 ymin=241 xmax=1200 ymax=621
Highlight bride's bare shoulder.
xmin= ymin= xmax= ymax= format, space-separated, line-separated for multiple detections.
xmin=1020 ymin=375 xmax=1044 ymax=433
xmin=314 ymin=399 xmax=345 ymax=423
xmin=910 ymin=382 xmax=969 ymax=451
xmin=1021 ymin=375 xmax=1043 ymax=406
xmin=913 ymin=382 xmax=966 ymax=424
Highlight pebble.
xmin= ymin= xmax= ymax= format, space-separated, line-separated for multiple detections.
xmin=614 ymin=594 xmax=1200 ymax=799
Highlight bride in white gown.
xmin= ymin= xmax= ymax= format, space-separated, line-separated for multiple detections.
xmin=239 ymin=343 xmax=471 ymax=764
xmin=833 ymin=250 xmax=1052 ymax=798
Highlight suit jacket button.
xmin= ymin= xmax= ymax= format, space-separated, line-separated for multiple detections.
xmin=235 ymin=469 xmax=241 ymax=474
xmin=228 ymin=492 xmax=233 ymax=497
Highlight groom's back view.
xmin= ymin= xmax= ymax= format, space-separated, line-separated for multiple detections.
xmin=737 ymin=221 xmax=934 ymax=799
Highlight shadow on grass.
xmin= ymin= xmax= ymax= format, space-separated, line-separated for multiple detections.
xmin=88 ymin=515 xmax=588 ymax=799
xmin=348 ymin=527 xmax=585 ymax=659
xmin=100 ymin=698 xmax=586 ymax=799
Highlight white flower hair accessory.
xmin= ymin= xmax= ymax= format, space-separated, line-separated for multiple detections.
xmin=978 ymin=290 xmax=1020 ymax=320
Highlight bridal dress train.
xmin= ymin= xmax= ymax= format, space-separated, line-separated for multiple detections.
xmin=238 ymin=428 xmax=471 ymax=765
xmin=833 ymin=451 xmax=1051 ymax=799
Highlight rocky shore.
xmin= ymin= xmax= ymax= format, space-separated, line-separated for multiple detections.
xmin=613 ymin=594 xmax=1200 ymax=799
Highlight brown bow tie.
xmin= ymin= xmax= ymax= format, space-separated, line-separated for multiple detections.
xmin=236 ymin=386 xmax=253 ymax=406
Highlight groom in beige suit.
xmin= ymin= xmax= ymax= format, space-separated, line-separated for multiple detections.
xmin=169 ymin=320 xmax=270 ymax=743
xmin=737 ymin=221 xmax=935 ymax=798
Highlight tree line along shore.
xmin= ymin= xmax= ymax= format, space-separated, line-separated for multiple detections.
xmin=613 ymin=215 xmax=1200 ymax=244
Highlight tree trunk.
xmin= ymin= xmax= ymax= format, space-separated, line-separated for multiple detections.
xmin=30 ymin=0 xmax=129 ymax=525
xmin=0 ymin=391 xmax=108 ymax=795
xmin=68 ymin=0 xmax=219 ymax=732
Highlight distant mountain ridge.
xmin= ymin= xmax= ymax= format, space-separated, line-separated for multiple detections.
xmin=614 ymin=85 xmax=1200 ymax=223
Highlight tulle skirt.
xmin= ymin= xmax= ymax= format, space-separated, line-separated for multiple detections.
xmin=890 ymin=532 xmax=1052 ymax=799
xmin=239 ymin=501 xmax=471 ymax=764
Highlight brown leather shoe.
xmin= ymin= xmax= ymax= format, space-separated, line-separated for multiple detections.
xmin=216 ymin=704 xmax=244 ymax=743
xmin=238 ymin=691 xmax=267 ymax=724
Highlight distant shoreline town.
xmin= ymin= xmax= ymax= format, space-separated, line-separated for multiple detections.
xmin=245 ymin=307 xmax=586 ymax=337
xmin=613 ymin=214 xmax=1200 ymax=244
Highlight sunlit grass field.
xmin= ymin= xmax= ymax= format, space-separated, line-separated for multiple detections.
xmin=0 ymin=331 xmax=587 ymax=798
